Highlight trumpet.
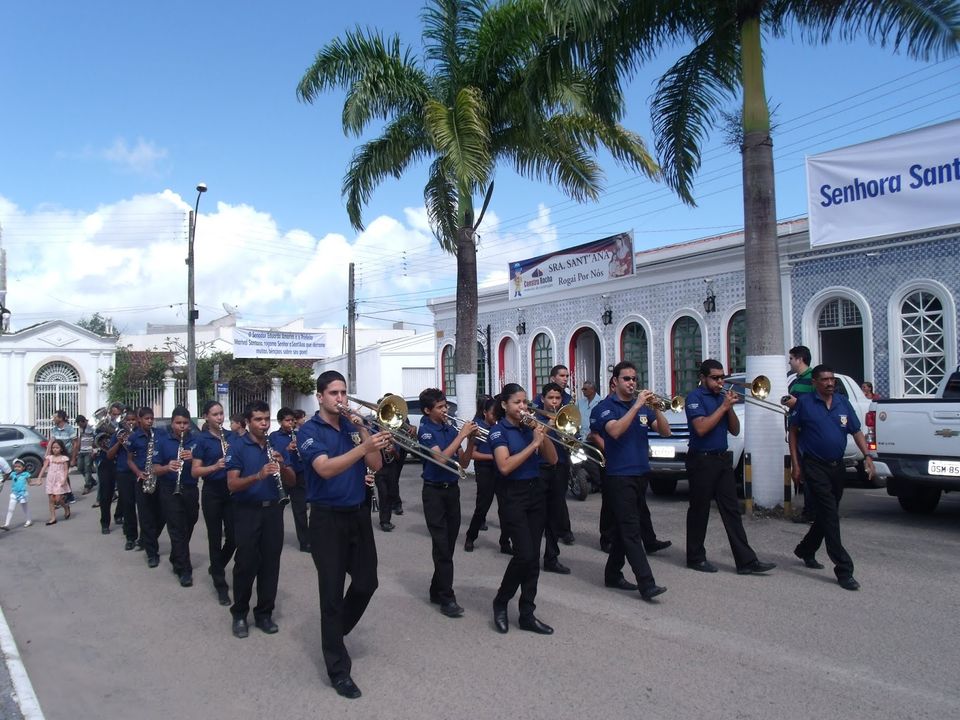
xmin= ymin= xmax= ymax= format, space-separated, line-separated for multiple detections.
xmin=445 ymin=413 xmax=489 ymax=442
xmin=524 ymin=403 xmax=606 ymax=467
xmin=637 ymin=391 xmax=685 ymax=413
xmin=339 ymin=395 xmax=466 ymax=480
xmin=722 ymin=375 xmax=788 ymax=415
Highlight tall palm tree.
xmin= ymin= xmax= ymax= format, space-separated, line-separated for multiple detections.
xmin=548 ymin=0 xmax=960 ymax=505
xmin=298 ymin=0 xmax=658 ymax=403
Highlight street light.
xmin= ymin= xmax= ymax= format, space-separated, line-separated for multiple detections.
xmin=187 ymin=182 xmax=207 ymax=415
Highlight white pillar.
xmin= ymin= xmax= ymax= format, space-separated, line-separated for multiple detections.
xmin=743 ymin=354 xmax=789 ymax=508
xmin=269 ymin=377 xmax=282 ymax=432
xmin=162 ymin=370 xmax=177 ymax=418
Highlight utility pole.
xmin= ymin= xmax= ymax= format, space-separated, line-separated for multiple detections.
xmin=186 ymin=183 xmax=206 ymax=416
xmin=347 ymin=262 xmax=357 ymax=394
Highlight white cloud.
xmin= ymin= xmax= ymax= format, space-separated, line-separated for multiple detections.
xmin=57 ymin=137 xmax=170 ymax=176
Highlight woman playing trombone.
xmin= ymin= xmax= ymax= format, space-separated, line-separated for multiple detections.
xmin=489 ymin=383 xmax=558 ymax=635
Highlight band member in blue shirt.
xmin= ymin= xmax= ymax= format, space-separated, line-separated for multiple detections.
xmin=418 ymin=387 xmax=475 ymax=618
xmin=532 ymin=365 xmax=575 ymax=545
xmin=270 ymin=406 xmax=310 ymax=553
xmin=684 ymin=359 xmax=775 ymax=576
xmin=490 ymin=383 xmax=558 ymax=635
xmin=225 ymin=400 xmax=294 ymax=639
xmin=789 ymin=364 xmax=874 ymax=591
xmin=591 ymin=362 xmax=669 ymax=601
xmin=154 ymin=406 xmax=197 ymax=588
xmin=127 ymin=407 xmax=165 ymax=569
xmin=297 ymin=370 xmax=392 ymax=700
xmin=105 ymin=410 xmax=137 ymax=546
xmin=464 ymin=396 xmax=510 ymax=554
xmin=538 ymin=382 xmax=572 ymax=575
xmin=192 ymin=400 xmax=236 ymax=606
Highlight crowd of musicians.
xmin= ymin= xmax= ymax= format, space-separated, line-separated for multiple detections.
xmin=75 ymin=354 xmax=872 ymax=700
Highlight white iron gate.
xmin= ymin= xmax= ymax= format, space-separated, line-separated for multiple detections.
xmin=34 ymin=362 xmax=81 ymax=434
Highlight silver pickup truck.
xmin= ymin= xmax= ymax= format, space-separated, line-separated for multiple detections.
xmin=868 ymin=366 xmax=960 ymax=513
xmin=646 ymin=372 xmax=878 ymax=496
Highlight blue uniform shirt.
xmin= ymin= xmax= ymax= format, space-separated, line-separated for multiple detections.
xmin=155 ymin=430 xmax=197 ymax=486
xmin=126 ymin=428 xmax=160 ymax=473
xmin=418 ymin=417 xmax=460 ymax=484
xmin=685 ymin=386 xmax=730 ymax=452
xmin=790 ymin=392 xmax=861 ymax=462
xmin=590 ymin=395 xmax=656 ymax=476
xmin=298 ymin=411 xmax=367 ymax=507
xmin=489 ymin=418 xmax=541 ymax=481
xmin=270 ymin=429 xmax=304 ymax=474
xmin=193 ymin=430 xmax=234 ymax=486
xmin=473 ymin=418 xmax=494 ymax=467
xmin=111 ymin=428 xmax=132 ymax=472
xmin=225 ymin=432 xmax=290 ymax=503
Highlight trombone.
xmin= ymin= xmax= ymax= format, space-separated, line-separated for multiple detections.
xmin=445 ymin=413 xmax=489 ymax=442
xmin=722 ymin=375 xmax=788 ymax=415
xmin=524 ymin=403 xmax=606 ymax=467
xmin=340 ymin=395 xmax=466 ymax=479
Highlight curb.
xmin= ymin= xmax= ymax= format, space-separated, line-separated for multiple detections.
xmin=0 ymin=604 xmax=44 ymax=720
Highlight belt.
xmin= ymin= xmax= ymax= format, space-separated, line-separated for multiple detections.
xmin=805 ymin=455 xmax=843 ymax=468
xmin=309 ymin=502 xmax=364 ymax=512
xmin=424 ymin=481 xmax=456 ymax=489
xmin=235 ymin=499 xmax=282 ymax=508
xmin=689 ymin=449 xmax=729 ymax=456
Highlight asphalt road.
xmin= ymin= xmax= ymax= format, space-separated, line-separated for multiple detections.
xmin=1 ymin=468 xmax=958 ymax=720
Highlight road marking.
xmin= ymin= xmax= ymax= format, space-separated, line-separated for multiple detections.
xmin=0 ymin=604 xmax=45 ymax=720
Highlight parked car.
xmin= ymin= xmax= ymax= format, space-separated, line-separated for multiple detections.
xmin=646 ymin=372 xmax=886 ymax=496
xmin=0 ymin=424 xmax=47 ymax=476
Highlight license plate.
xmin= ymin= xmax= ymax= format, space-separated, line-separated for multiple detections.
xmin=650 ymin=445 xmax=676 ymax=459
xmin=928 ymin=459 xmax=960 ymax=476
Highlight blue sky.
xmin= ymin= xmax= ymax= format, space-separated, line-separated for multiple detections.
xmin=1 ymin=1 xmax=958 ymax=334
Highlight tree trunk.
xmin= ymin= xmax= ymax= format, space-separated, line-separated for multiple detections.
xmin=454 ymin=223 xmax=478 ymax=407
xmin=741 ymin=15 xmax=788 ymax=509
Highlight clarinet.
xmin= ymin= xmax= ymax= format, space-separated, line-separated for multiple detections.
xmin=266 ymin=447 xmax=290 ymax=506
xmin=173 ymin=432 xmax=186 ymax=496
xmin=143 ymin=430 xmax=157 ymax=494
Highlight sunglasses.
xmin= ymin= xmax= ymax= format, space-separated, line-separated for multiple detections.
xmin=619 ymin=375 xmax=637 ymax=382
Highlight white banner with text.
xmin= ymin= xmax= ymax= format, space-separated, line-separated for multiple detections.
xmin=233 ymin=328 xmax=327 ymax=359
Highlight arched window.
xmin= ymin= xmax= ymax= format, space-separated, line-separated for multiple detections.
xmin=35 ymin=361 xmax=80 ymax=383
xmin=441 ymin=345 xmax=456 ymax=396
xmin=476 ymin=341 xmax=487 ymax=397
xmin=620 ymin=322 xmax=649 ymax=388
xmin=531 ymin=333 xmax=553 ymax=395
xmin=727 ymin=310 xmax=746 ymax=375
xmin=817 ymin=297 xmax=865 ymax=382
xmin=671 ymin=317 xmax=702 ymax=395
xmin=498 ymin=336 xmax=519 ymax=388
xmin=900 ymin=290 xmax=946 ymax=396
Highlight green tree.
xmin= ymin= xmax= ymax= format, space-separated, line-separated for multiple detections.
xmin=298 ymin=0 xmax=658 ymax=403
xmin=77 ymin=312 xmax=119 ymax=338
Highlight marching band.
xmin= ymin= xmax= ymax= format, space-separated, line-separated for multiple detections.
xmin=46 ymin=356 xmax=873 ymax=700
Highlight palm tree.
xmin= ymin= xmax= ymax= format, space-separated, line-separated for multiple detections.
xmin=548 ymin=0 xmax=960 ymax=505
xmin=298 ymin=0 xmax=658 ymax=404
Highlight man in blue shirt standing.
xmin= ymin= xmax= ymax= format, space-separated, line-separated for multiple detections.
xmin=789 ymin=365 xmax=874 ymax=591
xmin=590 ymin=361 xmax=669 ymax=601
xmin=684 ymin=360 xmax=776 ymax=576
xmin=297 ymin=370 xmax=392 ymax=700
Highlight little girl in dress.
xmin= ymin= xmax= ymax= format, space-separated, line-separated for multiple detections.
xmin=1 ymin=458 xmax=32 ymax=530
xmin=37 ymin=439 xmax=71 ymax=524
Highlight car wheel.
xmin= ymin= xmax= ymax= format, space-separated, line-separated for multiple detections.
xmin=897 ymin=487 xmax=941 ymax=514
xmin=19 ymin=455 xmax=42 ymax=477
xmin=567 ymin=466 xmax=590 ymax=501
xmin=649 ymin=477 xmax=678 ymax=496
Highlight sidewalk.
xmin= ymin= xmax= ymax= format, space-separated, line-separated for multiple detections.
xmin=0 ymin=604 xmax=43 ymax=720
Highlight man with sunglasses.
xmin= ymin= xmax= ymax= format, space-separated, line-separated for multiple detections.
xmin=684 ymin=360 xmax=776 ymax=576
xmin=789 ymin=365 xmax=873 ymax=591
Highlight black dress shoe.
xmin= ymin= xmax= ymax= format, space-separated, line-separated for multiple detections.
xmin=640 ymin=584 xmax=667 ymax=601
xmin=393 ymin=505 xmax=403 ymax=516
xmin=299 ymin=544 xmax=312 ymax=553
xmin=101 ymin=527 xmax=110 ymax=535
xmin=147 ymin=556 xmax=160 ymax=568
xmin=135 ymin=539 xmax=144 ymax=551
xmin=124 ymin=540 xmax=135 ymax=551
xmin=255 ymin=616 xmax=279 ymax=634
xmin=440 ymin=601 xmax=464 ymax=618
xmin=333 ymin=676 xmax=362 ymax=699
xmin=687 ymin=560 xmax=718 ymax=573
xmin=838 ymin=576 xmax=861 ymax=591
xmin=737 ymin=560 xmax=776 ymax=575
xmin=794 ymin=548 xmax=825 ymax=569
xmin=645 ymin=539 xmax=672 ymax=554
xmin=518 ymin=615 xmax=554 ymax=634
xmin=493 ymin=604 xmax=508 ymax=634
xmin=543 ymin=561 xmax=571 ymax=575
xmin=560 ymin=532 xmax=575 ymax=546
xmin=500 ymin=544 xmax=513 ymax=556
xmin=604 ymin=576 xmax=638 ymax=591
xmin=232 ymin=616 xmax=249 ymax=639
xmin=464 ymin=539 xmax=475 ymax=552
xmin=600 ymin=539 xmax=612 ymax=554
xmin=179 ymin=573 xmax=193 ymax=587
xmin=216 ymin=587 xmax=231 ymax=606
xmin=480 ymin=523 xmax=488 ymax=531
xmin=379 ymin=521 xmax=395 ymax=532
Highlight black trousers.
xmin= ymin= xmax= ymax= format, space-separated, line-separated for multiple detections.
xmin=604 ymin=474 xmax=656 ymax=589
xmin=795 ymin=456 xmax=854 ymax=579
xmin=289 ymin=472 xmax=309 ymax=549
xmin=97 ymin=461 xmax=117 ymax=530
xmin=135 ymin=482 xmax=165 ymax=560
xmin=541 ymin=463 xmax=568 ymax=564
xmin=465 ymin=463 xmax=507 ymax=546
xmin=159 ymin=483 xmax=200 ymax=575
xmin=494 ymin=478 xmax=546 ymax=617
xmin=231 ymin=502 xmax=284 ymax=620
xmin=598 ymin=466 xmax=616 ymax=548
xmin=685 ymin=454 xmax=757 ymax=569
xmin=116 ymin=471 xmax=138 ymax=542
xmin=309 ymin=504 xmax=378 ymax=682
xmin=422 ymin=483 xmax=461 ymax=604
xmin=375 ymin=459 xmax=403 ymax=526
xmin=201 ymin=480 xmax=236 ymax=586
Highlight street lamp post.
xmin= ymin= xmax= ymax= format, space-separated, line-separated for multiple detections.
xmin=187 ymin=183 xmax=207 ymax=415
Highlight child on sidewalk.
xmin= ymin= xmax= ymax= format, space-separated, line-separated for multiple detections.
xmin=1 ymin=459 xmax=32 ymax=530
xmin=38 ymin=439 xmax=72 ymax=525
